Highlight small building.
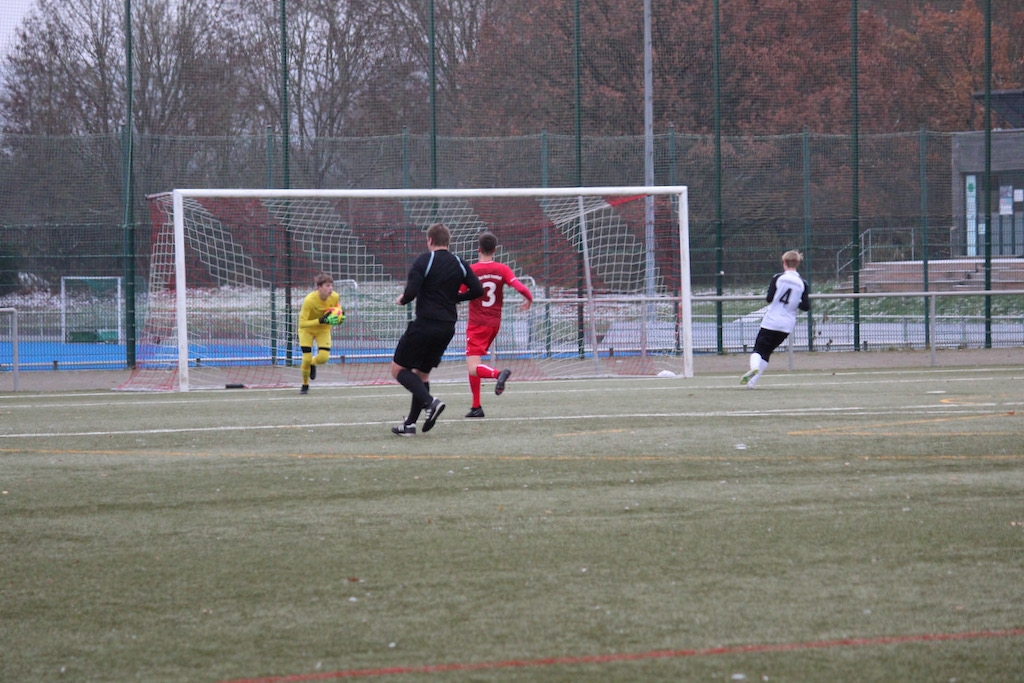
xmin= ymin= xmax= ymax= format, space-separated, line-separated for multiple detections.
xmin=950 ymin=89 xmax=1024 ymax=257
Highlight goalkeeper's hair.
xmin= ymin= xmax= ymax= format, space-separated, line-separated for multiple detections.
xmin=315 ymin=271 xmax=334 ymax=286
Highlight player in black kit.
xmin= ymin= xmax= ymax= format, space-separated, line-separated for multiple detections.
xmin=390 ymin=222 xmax=484 ymax=435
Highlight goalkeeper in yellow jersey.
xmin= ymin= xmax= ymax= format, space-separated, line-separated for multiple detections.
xmin=297 ymin=272 xmax=344 ymax=394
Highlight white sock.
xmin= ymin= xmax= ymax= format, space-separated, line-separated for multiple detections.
xmin=749 ymin=353 xmax=763 ymax=373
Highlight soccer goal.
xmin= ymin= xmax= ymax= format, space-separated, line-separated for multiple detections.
xmin=60 ymin=276 xmax=124 ymax=344
xmin=120 ymin=187 xmax=691 ymax=391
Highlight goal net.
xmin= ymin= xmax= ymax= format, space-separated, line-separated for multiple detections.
xmin=119 ymin=187 xmax=691 ymax=391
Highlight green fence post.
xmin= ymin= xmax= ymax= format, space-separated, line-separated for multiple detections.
xmin=121 ymin=0 xmax=136 ymax=369
xmin=920 ymin=126 xmax=930 ymax=348
xmin=851 ymin=0 xmax=861 ymax=351
xmin=803 ymin=126 xmax=814 ymax=352
xmin=267 ymin=125 xmax=278 ymax=365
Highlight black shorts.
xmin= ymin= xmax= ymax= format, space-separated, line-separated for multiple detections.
xmin=393 ymin=318 xmax=456 ymax=373
xmin=752 ymin=327 xmax=789 ymax=361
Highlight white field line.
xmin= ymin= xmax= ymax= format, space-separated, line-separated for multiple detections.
xmin=0 ymin=367 xmax=1013 ymax=411
xmin=1 ymin=366 xmax=1019 ymax=438
xmin=1 ymin=401 xmax=1021 ymax=439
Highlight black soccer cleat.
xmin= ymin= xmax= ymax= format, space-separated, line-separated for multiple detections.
xmin=391 ymin=422 xmax=416 ymax=436
xmin=495 ymin=369 xmax=512 ymax=395
xmin=422 ymin=398 xmax=445 ymax=433
xmin=300 ymin=385 xmax=309 ymax=395
xmin=465 ymin=406 xmax=485 ymax=418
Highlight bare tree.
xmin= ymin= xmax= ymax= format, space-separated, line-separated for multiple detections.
xmin=133 ymin=0 xmax=240 ymax=136
xmin=0 ymin=0 xmax=244 ymax=225
xmin=0 ymin=0 xmax=238 ymax=136
xmin=230 ymin=0 xmax=406 ymax=137
xmin=380 ymin=0 xmax=507 ymax=133
xmin=0 ymin=0 xmax=125 ymax=135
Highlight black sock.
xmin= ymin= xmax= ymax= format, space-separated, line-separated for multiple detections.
xmin=406 ymin=395 xmax=421 ymax=425
xmin=406 ymin=382 xmax=431 ymax=424
xmin=397 ymin=370 xmax=432 ymax=416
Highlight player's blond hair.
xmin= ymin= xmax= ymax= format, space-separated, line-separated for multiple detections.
xmin=781 ymin=250 xmax=802 ymax=269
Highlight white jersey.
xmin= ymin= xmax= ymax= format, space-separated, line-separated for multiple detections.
xmin=760 ymin=269 xmax=810 ymax=334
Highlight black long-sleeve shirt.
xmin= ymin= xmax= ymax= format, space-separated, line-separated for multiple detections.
xmin=399 ymin=249 xmax=483 ymax=323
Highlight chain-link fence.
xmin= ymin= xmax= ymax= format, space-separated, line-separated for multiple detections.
xmin=1 ymin=0 xmax=1022 ymax=373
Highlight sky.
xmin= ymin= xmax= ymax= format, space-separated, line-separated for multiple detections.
xmin=0 ymin=0 xmax=36 ymax=55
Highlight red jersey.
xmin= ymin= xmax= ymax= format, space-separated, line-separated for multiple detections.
xmin=466 ymin=260 xmax=533 ymax=328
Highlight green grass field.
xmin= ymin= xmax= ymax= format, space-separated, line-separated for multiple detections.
xmin=2 ymin=365 xmax=1023 ymax=682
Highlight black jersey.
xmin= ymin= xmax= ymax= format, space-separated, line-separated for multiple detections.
xmin=399 ymin=249 xmax=483 ymax=323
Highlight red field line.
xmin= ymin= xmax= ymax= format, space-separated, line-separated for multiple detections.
xmin=216 ymin=627 xmax=1024 ymax=683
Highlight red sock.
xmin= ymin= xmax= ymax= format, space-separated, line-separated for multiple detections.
xmin=476 ymin=364 xmax=499 ymax=379
xmin=469 ymin=374 xmax=482 ymax=407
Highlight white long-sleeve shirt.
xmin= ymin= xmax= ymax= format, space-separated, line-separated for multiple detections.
xmin=760 ymin=270 xmax=810 ymax=333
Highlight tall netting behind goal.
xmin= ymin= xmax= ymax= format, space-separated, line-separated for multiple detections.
xmin=119 ymin=187 xmax=690 ymax=392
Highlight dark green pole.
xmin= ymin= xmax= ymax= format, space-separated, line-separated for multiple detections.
xmin=668 ymin=123 xmax=676 ymax=186
xmin=574 ymin=0 xmax=584 ymax=358
xmin=280 ymin=0 xmax=290 ymax=191
xmin=670 ymin=123 xmax=680 ymax=353
xmin=280 ymin=0 xmax=293 ymax=363
xmin=541 ymin=130 xmax=549 ymax=188
xmin=713 ymin=0 xmax=723 ymax=354
xmin=983 ymin=0 xmax=992 ymax=347
xmin=541 ymin=130 xmax=551 ymax=357
xmin=402 ymin=126 xmax=410 ymax=188
xmin=429 ymin=0 xmax=437 ymax=188
xmin=851 ymin=0 xmax=861 ymax=350
xmin=121 ymin=0 xmax=136 ymax=368
xmin=574 ymin=0 xmax=582 ymax=188
xmin=267 ymin=126 xmax=278 ymax=363
xmin=802 ymin=126 xmax=813 ymax=351
xmin=266 ymin=125 xmax=275 ymax=188
xmin=920 ymin=126 xmax=930 ymax=347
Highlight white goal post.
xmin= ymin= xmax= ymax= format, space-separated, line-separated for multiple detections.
xmin=121 ymin=186 xmax=691 ymax=391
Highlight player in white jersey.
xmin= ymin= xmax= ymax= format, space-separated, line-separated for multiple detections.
xmin=741 ymin=250 xmax=810 ymax=388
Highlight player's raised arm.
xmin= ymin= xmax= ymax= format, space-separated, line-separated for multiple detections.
xmin=507 ymin=269 xmax=533 ymax=310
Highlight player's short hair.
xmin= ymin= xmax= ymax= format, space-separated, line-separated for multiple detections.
xmin=315 ymin=272 xmax=334 ymax=286
xmin=427 ymin=223 xmax=450 ymax=247
xmin=478 ymin=231 xmax=498 ymax=255
xmin=781 ymin=250 xmax=802 ymax=269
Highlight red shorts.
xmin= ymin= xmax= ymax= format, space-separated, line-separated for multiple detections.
xmin=465 ymin=323 xmax=500 ymax=356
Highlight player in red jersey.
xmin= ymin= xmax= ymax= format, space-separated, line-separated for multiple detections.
xmin=462 ymin=231 xmax=533 ymax=418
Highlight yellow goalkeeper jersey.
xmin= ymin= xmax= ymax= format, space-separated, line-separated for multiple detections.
xmin=299 ymin=290 xmax=341 ymax=330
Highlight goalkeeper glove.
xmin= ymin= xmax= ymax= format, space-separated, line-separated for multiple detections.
xmin=320 ymin=309 xmax=344 ymax=325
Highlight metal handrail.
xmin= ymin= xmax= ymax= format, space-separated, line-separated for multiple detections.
xmin=691 ymin=289 xmax=1024 ymax=368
